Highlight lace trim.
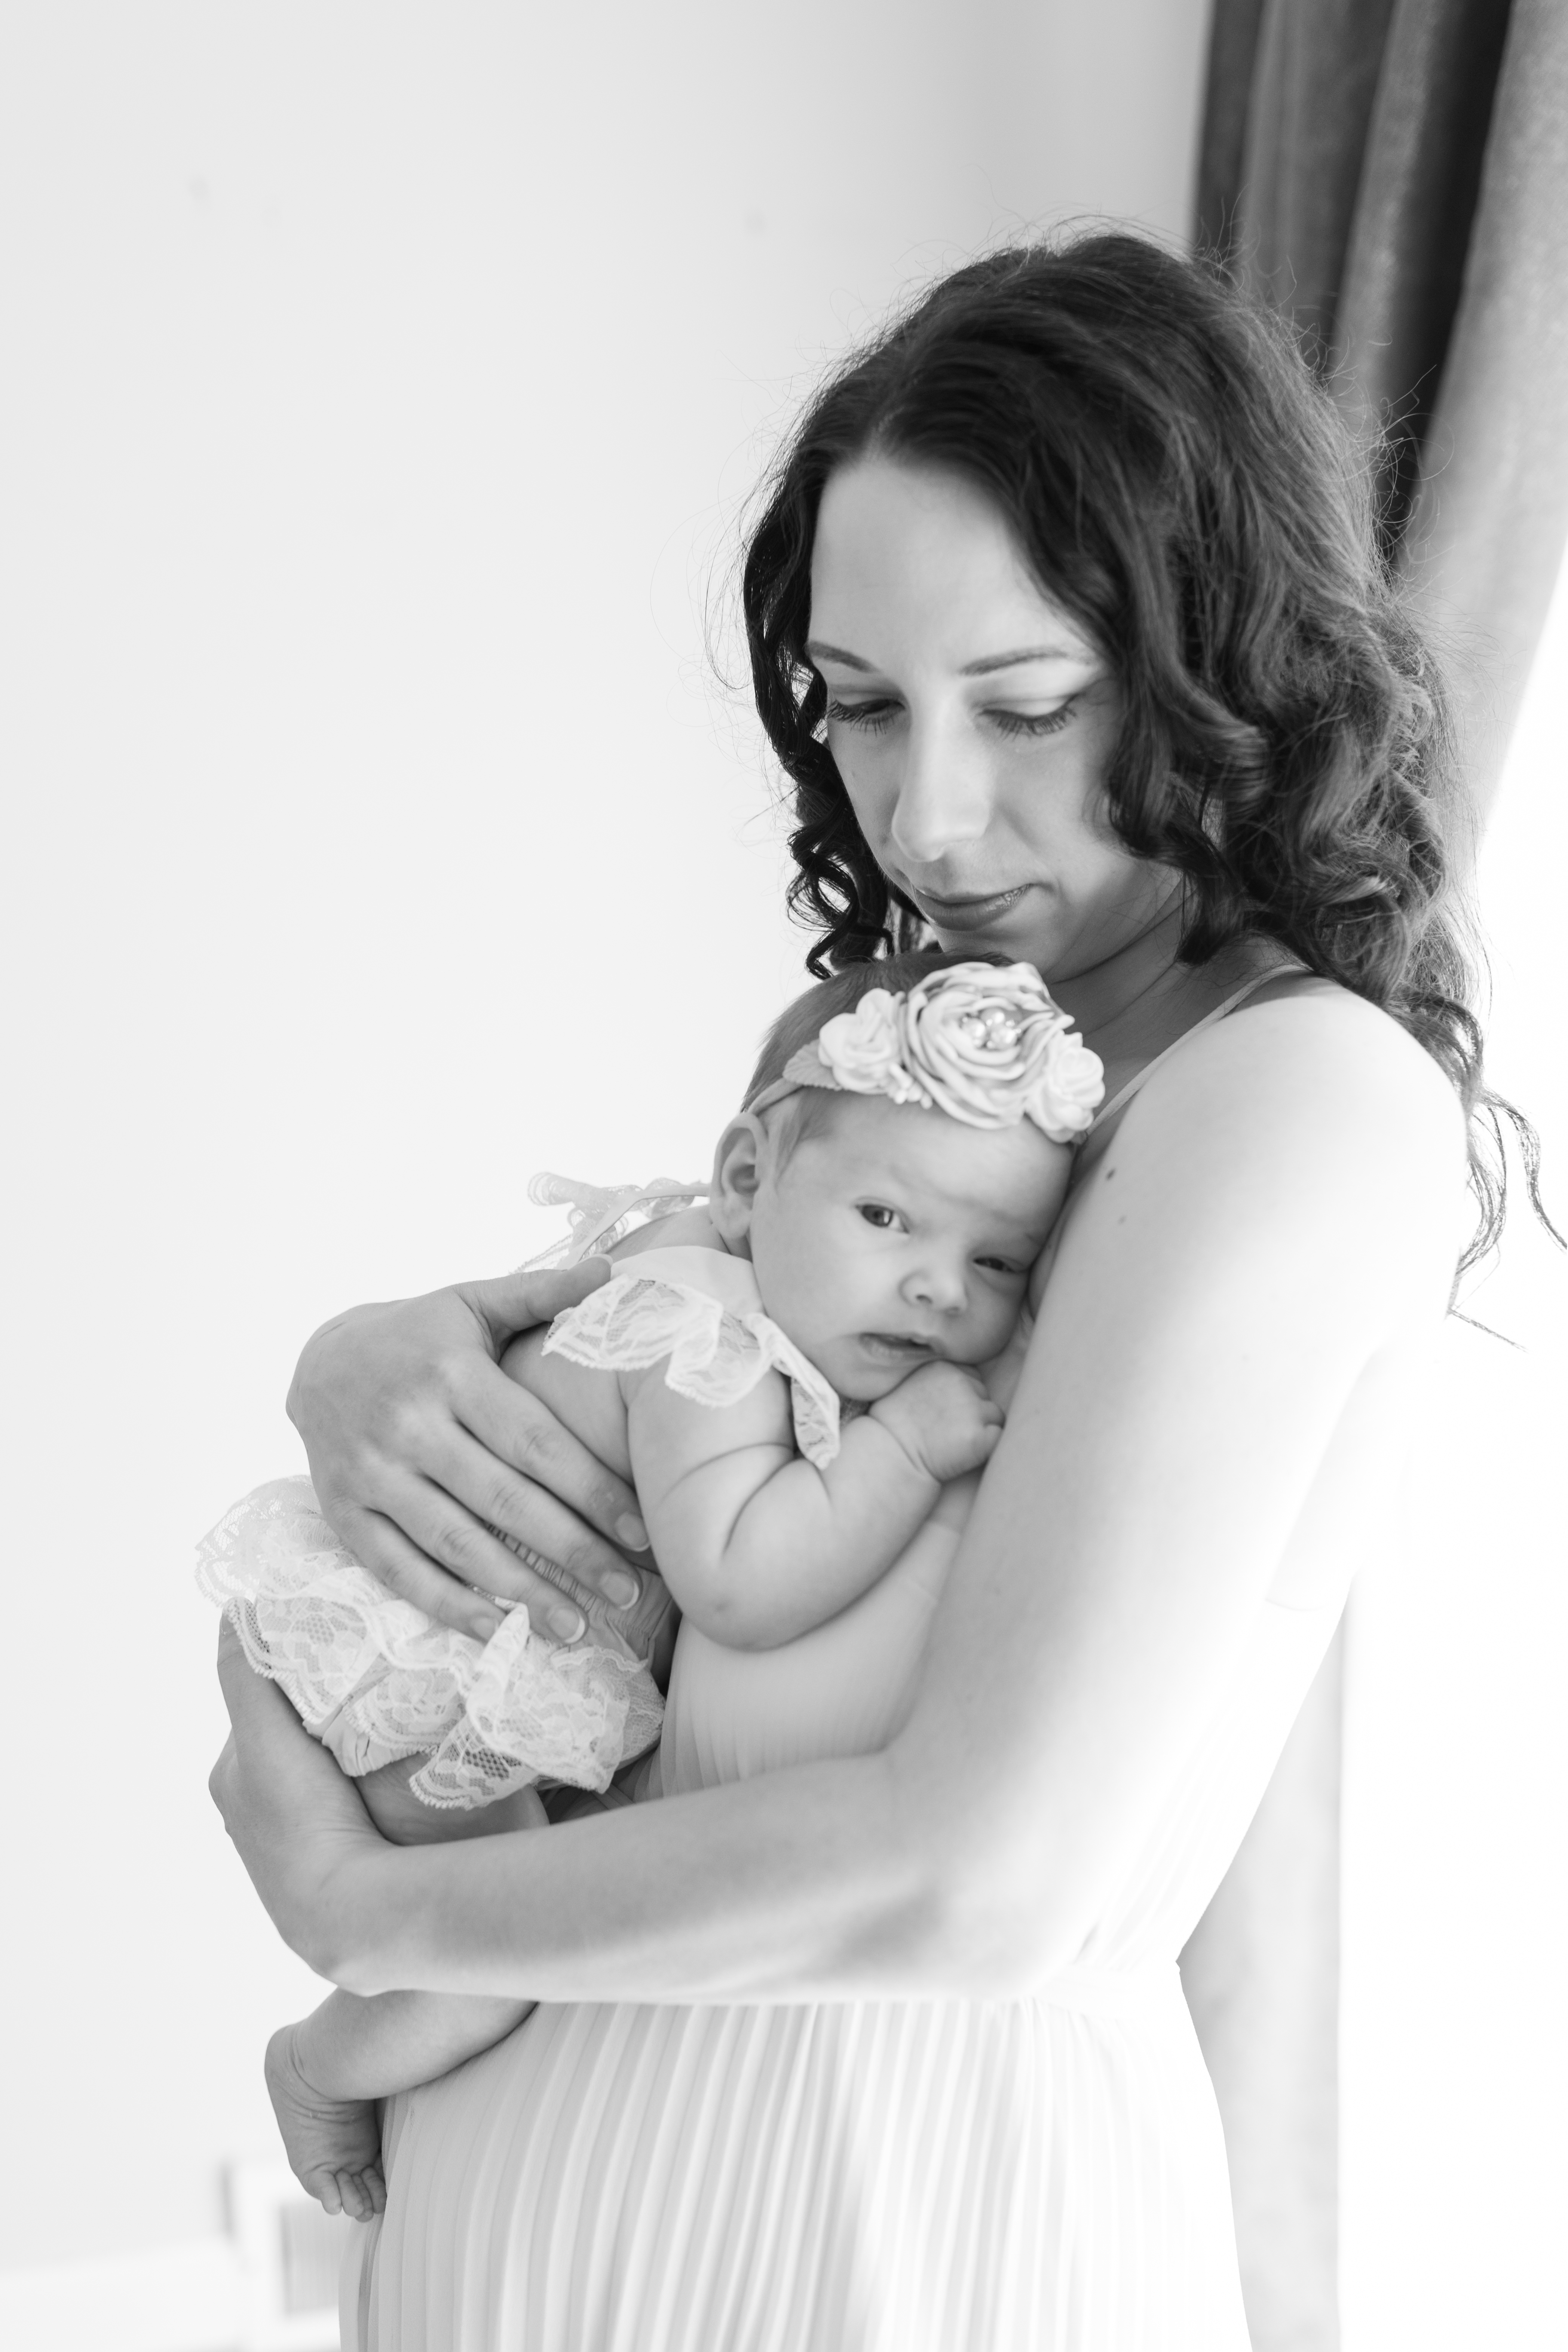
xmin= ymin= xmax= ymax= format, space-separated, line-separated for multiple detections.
xmin=195 ymin=1477 xmax=664 ymax=1809
xmin=541 ymin=1269 xmax=842 ymax=1469
xmin=521 ymin=1173 xmax=710 ymax=1270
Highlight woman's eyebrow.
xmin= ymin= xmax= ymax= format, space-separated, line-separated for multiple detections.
xmin=961 ymin=646 xmax=1085 ymax=674
xmin=805 ymin=640 xmax=876 ymax=670
xmin=805 ymin=640 xmax=1087 ymax=674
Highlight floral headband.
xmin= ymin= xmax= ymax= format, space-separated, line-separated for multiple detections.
xmin=749 ymin=961 xmax=1105 ymax=1144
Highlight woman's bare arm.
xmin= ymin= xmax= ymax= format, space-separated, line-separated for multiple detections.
xmin=218 ymin=997 xmax=1465 ymax=2005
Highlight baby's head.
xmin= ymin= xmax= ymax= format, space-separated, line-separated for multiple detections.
xmin=708 ymin=954 xmax=1104 ymax=1401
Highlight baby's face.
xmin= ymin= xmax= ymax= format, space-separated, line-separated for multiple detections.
xmin=744 ymin=1093 xmax=1071 ymax=1401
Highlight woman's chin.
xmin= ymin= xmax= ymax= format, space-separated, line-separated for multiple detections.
xmin=925 ymin=899 xmax=1066 ymax=976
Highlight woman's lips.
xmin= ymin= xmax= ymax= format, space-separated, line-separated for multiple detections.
xmin=911 ymin=885 xmax=1029 ymax=932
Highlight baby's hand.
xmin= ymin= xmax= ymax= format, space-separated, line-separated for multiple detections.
xmin=869 ymin=1360 xmax=1004 ymax=1483
xmin=265 ymin=2024 xmax=386 ymax=2223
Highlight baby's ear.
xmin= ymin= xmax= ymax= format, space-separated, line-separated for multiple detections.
xmin=709 ymin=1113 xmax=768 ymax=1250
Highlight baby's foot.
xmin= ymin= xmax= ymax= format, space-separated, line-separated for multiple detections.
xmin=265 ymin=2025 xmax=386 ymax=2223
xmin=358 ymin=1752 xmax=550 ymax=1844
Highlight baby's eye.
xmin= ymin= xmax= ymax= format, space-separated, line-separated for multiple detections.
xmin=974 ymin=1254 xmax=1025 ymax=1276
xmin=857 ymin=1202 xmax=902 ymax=1231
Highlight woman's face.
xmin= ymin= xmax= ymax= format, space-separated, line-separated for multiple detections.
xmin=808 ymin=456 xmax=1176 ymax=985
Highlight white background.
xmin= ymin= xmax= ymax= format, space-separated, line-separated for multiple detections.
xmin=0 ymin=5 xmax=1561 ymax=2346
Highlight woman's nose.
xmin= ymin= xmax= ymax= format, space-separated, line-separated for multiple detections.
xmin=886 ymin=720 xmax=992 ymax=870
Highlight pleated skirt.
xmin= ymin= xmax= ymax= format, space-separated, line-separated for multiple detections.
xmin=344 ymin=1968 xmax=1251 ymax=2352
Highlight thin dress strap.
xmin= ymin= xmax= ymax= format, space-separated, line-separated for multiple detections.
xmin=1086 ymin=964 xmax=1314 ymax=1136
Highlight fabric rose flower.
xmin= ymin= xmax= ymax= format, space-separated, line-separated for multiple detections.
xmin=1021 ymin=1026 xmax=1107 ymax=1141
xmin=899 ymin=962 xmax=1105 ymax=1136
xmin=815 ymin=990 xmax=925 ymax=1105
xmin=769 ymin=959 xmax=1105 ymax=1142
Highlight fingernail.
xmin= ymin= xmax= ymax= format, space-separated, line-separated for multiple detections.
xmin=547 ymin=1604 xmax=586 ymax=1642
xmin=617 ymin=1513 xmax=650 ymax=1550
xmin=603 ymin=1570 xmax=640 ymax=1608
xmin=472 ymin=1611 xmax=503 ymax=1641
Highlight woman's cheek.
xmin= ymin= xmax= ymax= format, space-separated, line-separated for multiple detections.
xmin=830 ymin=738 xmax=891 ymax=847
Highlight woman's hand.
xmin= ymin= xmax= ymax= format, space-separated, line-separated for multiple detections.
xmin=287 ymin=1262 xmax=652 ymax=1643
xmin=210 ymin=1620 xmax=384 ymax=1972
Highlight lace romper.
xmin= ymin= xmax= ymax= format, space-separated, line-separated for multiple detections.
xmin=196 ymin=1205 xmax=844 ymax=1811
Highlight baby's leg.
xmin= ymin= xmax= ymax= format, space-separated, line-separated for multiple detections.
xmin=270 ymin=1758 xmax=543 ymax=2216
xmin=355 ymin=1753 xmax=549 ymax=1844
xmin=268 ymin=1982 xmax=537 ymax=2219
xmin=265 ymin=2017 xmax=388 ymax=2222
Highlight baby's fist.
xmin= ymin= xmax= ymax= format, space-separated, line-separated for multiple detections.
xmin=870 ymin=1360 xmax=1004 ymax=1483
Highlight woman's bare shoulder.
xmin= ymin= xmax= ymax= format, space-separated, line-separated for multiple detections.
xmin=1134 ymin=980 xmax=1465 ymax=1176
xmin=1060 ymin=983 xmax=1470 ymax=1329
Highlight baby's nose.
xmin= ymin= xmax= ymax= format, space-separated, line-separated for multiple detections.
xmin=903 ymin=1262 xmax=968 ymax=1314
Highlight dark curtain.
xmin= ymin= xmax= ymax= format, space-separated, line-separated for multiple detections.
xmin=1183 ymin=4 xmax=1568 ymax=2348
xmin=1198 ymin=0 xmax=1568 ymax=811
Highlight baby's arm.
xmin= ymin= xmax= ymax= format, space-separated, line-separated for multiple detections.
xmin=630 ymin=1356 xmax=1001 ymax=1650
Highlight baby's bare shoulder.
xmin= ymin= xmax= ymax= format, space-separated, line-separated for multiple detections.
xmin=610 ymin=1204 xmax=725 ymax=1262
xmin=499 ymin=1326 xmax=636 ymax=1482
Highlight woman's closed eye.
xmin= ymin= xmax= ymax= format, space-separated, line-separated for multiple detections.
xmin=826 ymin=696 xmax=1076 ymax=740
xmin=827 ymin=697 xmax=899 ymax=735
xmin=989 ymin=701 xmax=1075 ymax=740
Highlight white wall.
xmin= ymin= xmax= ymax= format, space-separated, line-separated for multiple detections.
xmin=1339 ymin=551 xmax=1568 ymax=2352
xmin=0 ymin=0 xmax=1210 ymax=2291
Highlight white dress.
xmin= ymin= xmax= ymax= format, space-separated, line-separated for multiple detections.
xmin=343 ymin=1539 xmax=1342 ymax=2349
xmin=344 ymin=971 xmax=1337 ymax=2350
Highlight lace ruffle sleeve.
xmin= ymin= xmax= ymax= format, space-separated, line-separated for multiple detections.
xmin=541 ymin=1262 xmax=843 ymax=1470
xmin=196 ymin=1476 xmax=664 ymax=1809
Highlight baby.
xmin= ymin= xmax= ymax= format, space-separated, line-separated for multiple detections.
xmin=205 ymin=952 xmax=1103 ymax=2217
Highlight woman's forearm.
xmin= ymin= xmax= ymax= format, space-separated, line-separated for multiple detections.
xmin=214 ymin=1621 xmax=961 ymax=2008
xmin=327 ymin=1745 xmax=976 ymax=2007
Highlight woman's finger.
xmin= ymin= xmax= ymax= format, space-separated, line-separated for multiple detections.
xmin=456 ymin=1259 xmax=613 ymax=1349
xmin=413 ymin=1413 xmax=646 ymax=1608
xmin=286 ymin=1265 xmax=649 ymax=1626
xmin=450 ymin=1354 xmax=649 ymax=1561
xmin=328 ymin=1494 xmax=594 ymax=1645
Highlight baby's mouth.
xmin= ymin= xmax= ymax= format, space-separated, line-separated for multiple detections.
xmin=858 ymin=1332 xmax=938 ymax=1362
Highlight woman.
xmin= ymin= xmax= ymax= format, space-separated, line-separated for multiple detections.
xmin=213 ymin=232 xmax=1498 ymax=2349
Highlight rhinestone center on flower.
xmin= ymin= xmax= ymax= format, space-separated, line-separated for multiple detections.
xmin=957 ymin=1009 xmax=1023 ymax=1053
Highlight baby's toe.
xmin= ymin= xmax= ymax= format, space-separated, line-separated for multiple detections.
xmin=338 ymin=2166 xmax=387 ymax=2223
xmin=334 ymin=2169 xmax=369 ymax=2222
xmin=303 ymin=2167 xmax=344 ymax=2217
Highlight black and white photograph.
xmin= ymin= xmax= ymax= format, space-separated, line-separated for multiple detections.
xmin=3 ymin=4 xmax=1565 ymax=2348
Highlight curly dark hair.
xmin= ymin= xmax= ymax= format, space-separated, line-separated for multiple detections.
xmin=740 ymin=228 xmax=1546 ymax=1272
